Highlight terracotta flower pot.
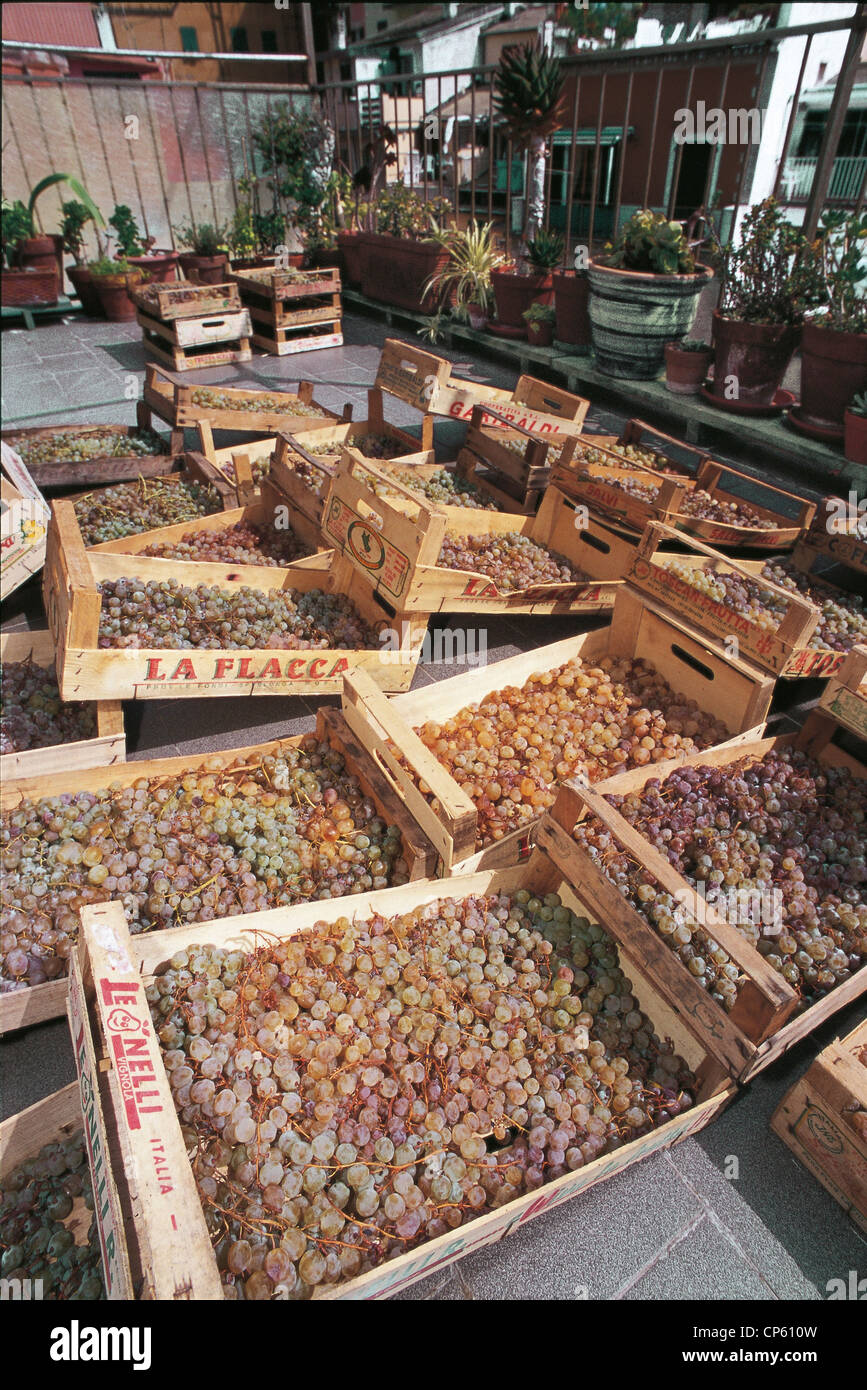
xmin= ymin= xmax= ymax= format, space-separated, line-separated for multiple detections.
xmin=664 ymin=343 xmax=712 ymax=396
xmin=67 ymin=264 xmax=103 ymax=315
xmin=526 ymin=319 xmax=554 ymax=347
xmin=178 ymin=252 xmax=229 ymax=285
xmin=491 ymin=268 xmax=553 ymax=328
xmin=16 ymin=235 xmax=57 ymax=272
xmin=844 ymin=409 xmax=867 ymax=466
xmin=358 ymin=233 xmax=449 ymax=314
xmin=797 ymin=322 xmax=867 ymax=436
xmin=92 ymin=270 xmax=143 ymax=321
xmin=129 ymin=251 xmax=180 ymax=284
xmin=553 ymin=270 xmax=591 ymax=349
xmin=467 ymin=303 xmax=489 ymax=330
xmin=587 ymin=261 xmax=712 ymax=379
xmin=708 ymin=311 xmax=800 ymax=408
xmin=337 ymin=231 xmax=363 ymax=288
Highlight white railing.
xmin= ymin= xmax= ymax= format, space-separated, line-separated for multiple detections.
xmin=781 ymin=155 xmax=867 ymax=202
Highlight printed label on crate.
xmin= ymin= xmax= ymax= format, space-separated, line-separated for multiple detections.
xmin=827 ymin=686 xmax=867 ymax=738
xmin=324 ymin=496 xmax=411 ymax=602
xmin=790 ymin=1102 xmax=866 ymax=1214
xmin=629 ymin=558 xmax=786 ymax=671
xmin=783 ymin=648 xmax=847 ymax=679
xmin=133 ymin=652 xmax=353 ymax=687
xmin=67 ymin=965 xmax=129 ymax=1300
xmin=376 ymin=358 xmax=436 ymax=411
xmin=683 ymin=521 xmax=790 ymax=546
xmin=451 ymin=399 xmax=562 ymax=432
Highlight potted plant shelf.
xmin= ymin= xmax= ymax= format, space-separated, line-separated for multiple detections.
xmin=89 ymin=257 xmax=143 ymax=321
xmin=791 ymin=210 xmax=867 ymax=439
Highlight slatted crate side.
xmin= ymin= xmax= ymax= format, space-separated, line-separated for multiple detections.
xmin=539 ymin=725 xmax=867 ymax=1083
xmin=429 ymin=366 xmax=590 ymax=436
xmin=551 ymin=456 xmax=692 ymax=535
xmin=2 ymin=411 xmax=182 ymax=490
xmin=229 ymin=265 xmax=341 ymax=304
xmin=817 ymin=644 xmax=867 ymax=741
xmin=1 ymin=444 xmax=50 ymax=600
xmin=464 ymin=404 xmax=577 ymax=495
xmin=43 ymin=498 xmax=430 ymax=701
xmin=670 ymin=460 xmax=817 ymax=551
xmin=0 ymin=629 xmax=125 ymax=782
xmin=373 ymin=337 xmax=453 ymax=414
xmin=792 ymin=519 xmax=867 ymax=580
xmin=136 ymin=305 xmax=252 ymax=349
xmin=342 ymin=595 xmax=774 ymax=873
xmin=130 ymin=281 xmax=241 ymax=319
xmin=619 ymin=417 xmax=711 ymax=476
xmin=141 ymin=327 xmax=253 ymax=374
xmin=250 ymin=321 xmax=344 ymax=357
xmin=453 ymin=450 xmax=544 ymax=516
xmin=626 ymin=521 xmax=821 ymax=676
xmin=71 ymin=853 xmax=736 ymax=1302
xmin=142 ymin=363 xmax=351 ymax=433
xmin=770 ymin=1019 xmax=867 ymax=1234
xmin=247 ymin=296 xmax=341 ymax=330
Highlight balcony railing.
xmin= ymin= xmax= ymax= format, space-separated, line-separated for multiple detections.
xmin=780 ymin=154 xmax=867 ymax=203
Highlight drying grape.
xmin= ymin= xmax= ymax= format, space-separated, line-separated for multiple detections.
xmin=74 ymin=477 xmax=222 ymax=546
xmin=96 ymin=577 xmax=380 ymax=651
xmin=139 ymin=521 xmax=314 ymax=567
xmin=190 ymin=388 xmax=329 ymax=418
xmin=664 ymin=559 xmax=789 ymax=632
xmin=1 ymin=657 xmax=96 ymax=754
xmin=393 ymin=655 xmax=730 ymax=849
xmin=761 ymin=558 xmax=867 ymax=653
xmin=0 ymin=739 xmax=409 ymax=992
xmin=360 ymin=465 xmax=499 ymax=511
xmin=437 ymin=533 xmax=585 ymax=589
xmin=150 ymin=890 xmax=696 ymax=1297
xmin=7 ymin=428 xmax=165 ymax=469
xmin=0 ymin=1133 xmax=105 ymax=1300
xmin=570 ymin=441 xmax=684 ymax=474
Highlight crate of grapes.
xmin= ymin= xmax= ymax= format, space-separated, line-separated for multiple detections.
xmin=1 ymin=441 xmax=50 ymax=600
xmin=130 ymin=280 xmax=242 ymax=320
xmin=42 ymin=480 xmax=432 ymax=701
xmin=0 ymin=1082 xmax=126 ymax=1299
xmin=143 ymin=362 xmax=351 ymax=435
xmin=67 ymin=839 xmax=738 ymax=1300
xmin=332 ymin=449 xmax=563 ymax=525
xmin=770 ymin=1018 xmax=867 ymax=1235
xmin=462 ymin=405 xmax=584 ymax=513
xmin=138 ymin=303 xmax=253 ymax=373
xmin=341 ymin=584 xmax=776 ymax=873
xmin=421 ymin=351 xmax=591 ymax=435
xmin=793 ymin=495 xmax=867 ymax=578
xmin=229 ymin=265 xmax=343 ymax=355
xmin=536 ymin=696 xmax=867 ymax=1084
xmin=0 ymin=711 xmax=438 ymax=1035
xmin=2 ymin=408 xmax=183 ymax=490
xmin=323 ymin=452 xmax=621 ymax=619
xmin=809 ymin=645 xmax=867 ymax=744
xmin=1 ymin=629 xmax=124 ymax=782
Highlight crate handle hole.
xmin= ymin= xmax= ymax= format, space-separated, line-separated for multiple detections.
xmin=670 ymin=643 xmax=714 ymax=681
xmin=577 ymin=529 xmax=610 ymax=555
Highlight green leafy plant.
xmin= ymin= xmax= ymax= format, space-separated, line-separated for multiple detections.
xmin=60 ymin=200 xmax=96 ymax=264
xmin=88 ymin=256 xmax=139 ymax=278
xmin=251 ymin=103 xmax=335 ymax=241
xmin=602 ymin=210 xmax=696 ymax=275
xmin=27 ymin=174 xmax=103 ymax=234
xmin=423 ymin=219 xmax=503 ymax=314
xmin=522 ymin=301 xmax=556 ymax=324
xmin=417 ymin=309 xmax=448 ymax=344
xmin=717 ymin=197 xmax=808 ymax=325
xmin=493 ymin=42 xmax=566 ymax=244
xmin=108 ymin=204 xmax=144 ymax=257
xmin=173 ymin=222 xmax=228 ymax=257
xmin=676 ymin=338 xmax=712 ymax=352
xmin=305 ymin=167 xmax=354 ymax=253
xmin=848 ymin=391 xmax=867 ymax=419
xmin=800 ymin=210 xmax=867 ymax=334
xmin=527 ymin=228 xmax=565 ymax=272
xmin=1 ymin=200 xmax=33 ymax=266
xmin=374 ymin=180 xmax=452 ymax=240
xmin=229 ymin=203 xmax=257 ymax=258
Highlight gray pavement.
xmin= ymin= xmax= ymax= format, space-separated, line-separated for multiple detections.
xmin=2 ymin=309 xmax=865 ymax=1301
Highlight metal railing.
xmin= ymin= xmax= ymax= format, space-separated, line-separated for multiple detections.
xmin=781 ymin=154 xmax=867 ymax=203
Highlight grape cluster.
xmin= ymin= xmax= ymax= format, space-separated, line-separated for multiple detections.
xmin=0 ymin=1133 xmax=104 ymax=1300
xmin=7 ymin=428 xmax=165 ymax=469
xmin=0 ymin=741 xmax=409 ymax=991
xmin=191 ymin=388 xmax=329 ymax=418
xmin=74 ymin=477 xmax=222 ymax=546
xmin=437 ymin=533 xmax=584 ymax=590
xmin=761 ymin=558 xmax=867 ymax=652
xmin=140 ymin=521 xmax=314 ymax=568
xmin=361 ymin=466 xmax=499 ymax=511
xmin=498 ymin=437 xmax=570 ymax=466
xmin=97 ymin=578 xmax=379 ymax=651
xmin=574 ymin=748 xmax=867 ymax=1012
xmin=678 ymin=489 xmax=778 ymax=530
xmin=665 ymin=559 xmax=788 ymax=632
xmin=149 ymin=890 xmax=696 ymax=1297
xmin=1 ymin=657 xmax=96 ymax=754
xmin=572 ymin=442 xmax=682 ymax=474
xmin=398 ymin=657 xmax=730 ymax=848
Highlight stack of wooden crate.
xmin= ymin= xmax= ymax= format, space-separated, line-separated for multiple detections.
xmin=133 ymin=281 xmax=252 ymax=371
xmin=229 ymin=265 xmax=343 ymax=355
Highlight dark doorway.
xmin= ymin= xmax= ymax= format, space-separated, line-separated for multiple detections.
xmin=673 ymin=142 xmax=713 ymax=217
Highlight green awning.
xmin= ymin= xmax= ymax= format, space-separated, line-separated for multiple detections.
xmin=552 ymin=126 xmax=634 ymax=145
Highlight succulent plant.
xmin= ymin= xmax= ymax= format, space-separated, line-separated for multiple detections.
xmin=602 ymin=210 xmax=696 ymax=275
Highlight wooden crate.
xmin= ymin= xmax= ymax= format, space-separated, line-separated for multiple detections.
xmin=1 ymin=441 xmax=50 ymax=600
xmin=0 ymin=629 xmax=125 ymax=781
xmin=142 ymin=362 xmax=351 ymax=434
xmin=2 ymin=406 xmax=182 ymax=490
xmin=619 ymin=417 xmax=712 ymax=476
xmin=84 ymin=477 xmax=329 ymax=575
xmin=130 ymin=280 xmax=241 ymax=319
xmin=807 ymin=645 xmax=867 ymax=744
xmin=626 ymin=522 xmax=824 ymax=677
xmin=670 ymin=461 xmax=817 ymax=552
xmin=230 ymin=266 xmax=343 ymax=356
xmin=341 ymin=587 xmax=775 ymax=873
xmin=229 ymin=264 xmax=341 ymax=313
xmin=139 ymin=311 xmax=252 ymax=373
xmin=792 ymin=501 xmax=867 ymax=579
xmin=324 ymin=451 xmax=621 ymax=617
xmin=0 ymin=1082 xmax=130 ymax=1300
xmin=250 ymin=318 xmax=344 ymax=357
xmin=770 ymin=1018 xmax=867 ymax=1234
xmin=67 ymin=848 xmax=736 ymax=1300
xmin=462 ymin=404 xmax=584 ymax=511
xmin=420 ymin=348 xmax=591 ymax=436
xmin=0 ymin=707 xmax=438 ymax=1035
xmin=536 ymin=710 xmax=867 ymax=1084
xmin=42 ymin=483 xmax=431 ymax=700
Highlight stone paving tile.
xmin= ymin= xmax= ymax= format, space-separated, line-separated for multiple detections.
xmin=0 ymin=1018 xmax=77 ymax=1121
xmin=621 ymin=1214 xmax=777 ymax=1301
xmin=393 ymin=1272 xmax=470 ymax=1301
xmin=130 ymin=697 xmax=317 ymax=757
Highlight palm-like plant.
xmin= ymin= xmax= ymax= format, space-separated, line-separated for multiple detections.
xmin=423 ymin=219 xmax=504 ymax=315
xmin=493 ymin=43 xmax=566 ymax=245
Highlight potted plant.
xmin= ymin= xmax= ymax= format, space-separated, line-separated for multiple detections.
xmin=664 ymin=337 xmax=713 ymax=395
xmin=88 ymin=255 xmax=144 ymax=321
xmin=422 ymin=219 xmax=503 ymax=329
xmin=490 ymin=43 xmax=567 ymax=330
xmin=251 ymin=102 xmax=336 ymax=268
xmin=844 ymin=392 xmax=867 ymax=467
xmin=587 ymin=210 xmax=713 ymax=379
xmin=553 ymin=262 xmax=591 ymax=349
xmin=792 ymin=210 xmax=867 ymax=439
xmin=174 ymin=222 xmax=230 ymax=284
xmin=1 ymin=199 xmax=58 ymax=306
xmin=109 ymin=204 xmax=178 ymax=283
xmin=358 ymin=180 xmax=453 ymax=314
xmin=708 ymin=197 xmax=807 ymax=409
xmin=523 ymin=301 xmax=557 ymax=347
xmin=14 ymin=174 xmax=103 ymax=280
xmin=60 ymin=199 xmax=103 ymax=314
